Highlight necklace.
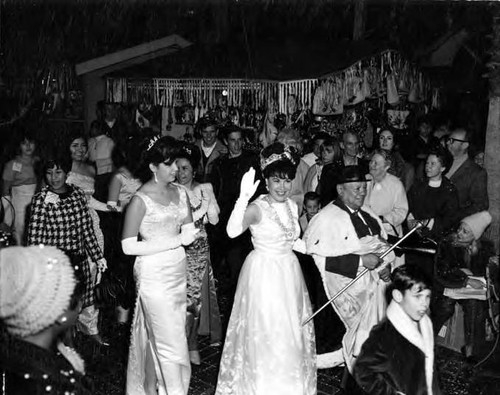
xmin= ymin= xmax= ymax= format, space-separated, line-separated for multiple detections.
xmin=265 ymin=196 xmax=296 ymax=240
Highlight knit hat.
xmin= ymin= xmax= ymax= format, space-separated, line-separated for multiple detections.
xmin=461 ymin=211 xmax=492 ymax=240
xmin=0 ymin=245 xmax=76 ymax=337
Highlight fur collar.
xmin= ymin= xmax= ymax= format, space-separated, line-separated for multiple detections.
xmin=387 ymin=300 xmax=434 ymax=395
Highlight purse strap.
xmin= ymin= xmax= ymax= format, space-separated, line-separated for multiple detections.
xmin=1 ymin=196 xmax=15 ymax=229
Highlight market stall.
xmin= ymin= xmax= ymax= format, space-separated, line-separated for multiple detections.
xmin=310 ymin=49 xmax=438 ymax=144
xmin=92 ymin=37 xmax=438 ymax=149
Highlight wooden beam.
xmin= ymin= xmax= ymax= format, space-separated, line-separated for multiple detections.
xmin=75 ymin=34 xmax=192 ymax=76
xmin=353 ymin=0 xmax=366 ymax=41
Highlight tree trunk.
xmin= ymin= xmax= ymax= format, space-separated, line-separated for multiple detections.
xmin=352 ymin=0 xmax=366 ymax=41
xmin=484 ymin=97 xmax=500 ymax=252
xmin=484 ymin=11 xmax=500 ymax=253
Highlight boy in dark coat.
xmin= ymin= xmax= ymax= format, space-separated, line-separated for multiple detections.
xmin=353 ymin=265 xmax=441 ymax=395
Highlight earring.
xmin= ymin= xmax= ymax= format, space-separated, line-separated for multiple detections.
xmin=154 ymin=172 xmax=158 ymax=183
xmin=58 ymin=316 xmax=67 ymax=324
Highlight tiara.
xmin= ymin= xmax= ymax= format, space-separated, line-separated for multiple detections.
xmin=260 ymin=145 xmax=297 ymax=171
xmin=146 ymin=135 xmax=161 ymax=151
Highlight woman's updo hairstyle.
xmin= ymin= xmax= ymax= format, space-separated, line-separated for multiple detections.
xmin=112 ymin=136 xmax=142 ymax=175
xmin=260 ymin=142 xmax=300 ymax=180
xmin=178 ymin=143 xmax=201 ymax=172
xmin=135 ymin=135 xmax=180 ymax=183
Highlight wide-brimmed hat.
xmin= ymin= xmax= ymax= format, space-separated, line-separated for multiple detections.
xmin=338 ymin=165 xmax=367 ymax=184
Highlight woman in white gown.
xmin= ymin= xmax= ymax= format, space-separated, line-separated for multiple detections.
xmin=121 ymin=136 xmax=200 ymax=395
xmin=216 ymin=142 xmax=316 ymax=395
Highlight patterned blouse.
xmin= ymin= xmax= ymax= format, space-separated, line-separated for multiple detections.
xmin=27 ymin=185 xmax=103 ymax=262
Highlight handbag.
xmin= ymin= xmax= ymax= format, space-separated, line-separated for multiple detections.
xmin=0 ymin=197 xmax=16 ymax=247
xmin=0 ymin=230 xmax=16 ymax=248
xmin=436 ymin=303 xmax=465 ymax=352
xmin=94 ymin=270 xmax=126 ymax=307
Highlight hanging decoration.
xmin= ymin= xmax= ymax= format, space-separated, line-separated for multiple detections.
xmin=40 ymin=62 xmax=82 ymax=119
xmin=313 ymin=50 xmax=431 ymax=115
xmin=104 ymin=49 xmax=434 ymax=140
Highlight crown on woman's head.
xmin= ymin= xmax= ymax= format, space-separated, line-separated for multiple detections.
xmin=146 ymin=135 xmax=161 ymax=151
xmin=260 ymin=144 xmax=297 ymax=171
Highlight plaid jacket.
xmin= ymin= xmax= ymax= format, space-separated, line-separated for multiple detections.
xmin=27 ymin=185 xmax=103 ymax=262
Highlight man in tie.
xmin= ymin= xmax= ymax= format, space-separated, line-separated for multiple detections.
xmin=304 ymin=165 xmax=394 ymax=376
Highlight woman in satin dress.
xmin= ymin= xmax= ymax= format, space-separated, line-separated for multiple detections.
xmin=216 ymin=142 xmax=316 ymax=395
xmin=121 ymin=136 xmax=200 ymax=395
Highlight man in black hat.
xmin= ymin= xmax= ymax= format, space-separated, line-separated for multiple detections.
xmin=304 ymin=165 xmax=394 ymax=374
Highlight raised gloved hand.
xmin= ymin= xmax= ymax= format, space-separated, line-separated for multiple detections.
xmin=227 ymin=168 xmax=260 ymax=238
xmin=239 ymin=167 xmax=261 ymax=201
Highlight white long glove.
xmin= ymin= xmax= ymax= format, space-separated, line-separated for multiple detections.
xmin=226 ymin=167 xmax=260 ymax=239
xmin=122 ymin=223 xmax=199 ymax=256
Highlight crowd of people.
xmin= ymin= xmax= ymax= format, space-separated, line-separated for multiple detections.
xmin=0 ymin=103 xmax=498 ymax=395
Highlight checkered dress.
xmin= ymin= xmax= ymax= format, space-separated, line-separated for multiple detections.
xmin=27 ymin=185 xmax=104 ymax=306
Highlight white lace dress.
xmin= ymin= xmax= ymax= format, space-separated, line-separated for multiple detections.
xmin=216 ymin=195 xmax=316 ymax=395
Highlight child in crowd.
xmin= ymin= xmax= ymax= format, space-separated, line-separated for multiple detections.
xmin=299 ymin=191 xmax=321 ymax=235
xmin=297 ymin=191 xmax=322 ymax=311
xmin=0 ymin=246 xmax=93 ymax=394
xmin=353 ymin=265 xmax=441 ymax=395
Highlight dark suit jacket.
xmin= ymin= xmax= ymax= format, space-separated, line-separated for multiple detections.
xmin=195 ymin=139 xmax=228 ymax=183
xmin=210 ymin=150 xmax=263 ymax=220
xmin=448 ymin=158 xmax=488 ymax=220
